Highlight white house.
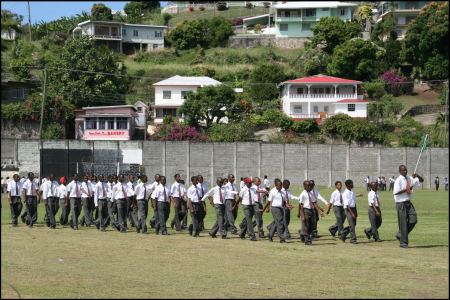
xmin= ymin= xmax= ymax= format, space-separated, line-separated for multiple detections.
xmin=1 ymin=28 xmax=16 ymax=40
xmin=73 ymin=20 xmax=166 ymax=54
xmin=280 ymin=74 xmax=368 ymax=120
xmin=152 ymin=75 xmax=222 ymax=124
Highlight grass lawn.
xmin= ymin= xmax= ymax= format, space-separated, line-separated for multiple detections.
xmin=397 ymin=87 xmax=440 ymax=114
xmin=1 ymin=186 xmax=448 ymax=298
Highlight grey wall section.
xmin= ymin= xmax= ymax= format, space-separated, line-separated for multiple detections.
xmin=1 ymin=138 xmax=17 ymax=165
xmin=12 ymin=140 xmax=448 ymax=188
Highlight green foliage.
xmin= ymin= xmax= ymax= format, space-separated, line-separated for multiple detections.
xmin=124 ymin=2 xmax=143 ymax=23
xmin=1 ymin=9 xmax=22 ymax=37
xmin=328 ymin=38 xmax=385 ymax=81
xmin=162 ymin=115 xmax=174 ymax=125
xmin=31 ymin=12 xmax=90 ymax=40
xmin=364 ymin=80 xmax=386 ymax=100
xmin=310 ymin=17 xmax=361 ymax=54
xmin=189 ymin=66 xmax=216 ymax=77
xmin=1 ymin=102 xmax=30 ymax=120
xmin=206 ymin=17 xmax=234 ymax=48
xmin=368 ymin=94 xmax=404 ymax=122
xmin=41 ymin=123 xmax=65 ymax=139
xmin=297 ymin=47 xmax=331 ymax=76
xmin=428 ymin=113 xmax=448 ymax=147
xmin=216 ymin=2 xmax=228 ymax=11
xmin=207 ymin=122 xmax=254 ymax=142
xmin=371 ymin=15 xmax=395 ymax=43
xmin=9 ymin=40 xmax=34 ymax=80
xmin=91 ymin=3 xmax=113 ymax=21
xmin=249 ymin=63 xmax=287 ymax=106
xmin=162 ymin=13 xmax=172 ymax=26
xmin=402 ymin=2 xmax=448 ymax=79
xmin=254 ymin=24 xmax=262 ymax=33
xmin=383 ymin=33 xmax=402 ymax=69
xmin=397 ymin=116 xmax=425 ymax=147
xmin=291 ymin=119 xmax=320 ymax=134
xmin=278 ymin=115 xmax=294 ymax=132
xmin=134 ymin=49 xmax=178 ymax=63
xmin=356 ymin=5 xmax=373 ymax=27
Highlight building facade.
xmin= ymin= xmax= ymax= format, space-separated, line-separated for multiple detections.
xmin=274 ymin=1 xmax=357 ymax=38
xmin=73 ymin=20 xmax=166 ymax=54
xmin=280 ymin=74 xmax=368 ymax=121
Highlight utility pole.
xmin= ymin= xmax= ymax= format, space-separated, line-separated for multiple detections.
xmin=445 ymin=80 xmax=449 ymax=147
xmin=27 ymin=1 xmax=32 ymax=42
xmin=39 ymin=69 xmax=47 ymax=139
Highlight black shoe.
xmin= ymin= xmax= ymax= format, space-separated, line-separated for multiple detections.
xmin=339 ymin=235 xmax=346 ymax=243
xmin=400 ymin=244 xmax=408 ymax=248
xmin=209 ymin=232 xmax=217 ymax=238
xmin=231 ymin=229 xmax=238 ymax=235
xmin=305 ymin=241 xmax=312 ymax=245
xmin=350 ymin=240 xmax=358 ymax=244
xmin=170 ymin=222 xmax=174 ymax=229
xmin=280 ymin=239 xmax=286 ymax=243
xmin=250 ymin=236 xmax=256 ymax=241
xmin=101 ymin=228 xmax=106 ymax=232
xmin=95 ymin=222 xmax=100 ymax=230
xmin=162 ymin=231 xmax=169 ymax=236
xmin=221 ymin=235 xmax=228 ymax=239
xmin=300 ymin=236 xmax=305 ymax=242
xmin=269 ymin=237 xmax=273 ymax=242
xmin=375 ymin=239 xmax=382 ymax=242
xmin=364 ymin=229 xmax=371 ymax=240
xmin=21 ymin=214 xmax=26 ymax=224
xmin=136 ymin=227 xmax=140 ymax=233
xmin=240 ymin=233 xmax=246 ymax=240
xmin=73 ymin=226 xmax=78 ymax=230
xmin=328 ymin=228 xmax=336 ymax=237
xmin=120 ymin=229 xmax=126 ymax=233
xmin=259 ymin=233 xmax=265 ymax=238
xmin=396 ymin=233 xmax=401 ymax=241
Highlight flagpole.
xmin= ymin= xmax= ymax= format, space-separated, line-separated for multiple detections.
xmin=413 ymin=134 xmax=428 ymax=174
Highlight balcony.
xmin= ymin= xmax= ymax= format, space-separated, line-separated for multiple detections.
xmin=275 ymin=16 xmax=303 ymax=22
xmin=92 ymin=34 xmax=121 ymax=40
xmin=288 ymin=93 xmax=357 ymax=99
xmin=290 ymin=113 xmax=335 ymax=119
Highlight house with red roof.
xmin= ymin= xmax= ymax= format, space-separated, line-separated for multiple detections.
xmin=280 ymin=74 xmax=368 ymax=121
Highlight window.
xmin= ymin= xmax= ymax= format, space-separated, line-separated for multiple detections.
xmin=163 ymin=90 xmax=171 ymax=99
xmin=325 ymin=87 xmax=331 ymax=94
xmin=13 ymin=88 xmax=25 ymax=99
xmin=304 ymin=9 xmax=316 ymax=17
xmin=98 ymin=118 xmax=106 ymax=130
xmin=153 ymin=44 xmax=159 ymax=49
xmin=297 ymin=87 xmax=304 ymax=94
xmin=133 ymin=30 xmax=138 ymax=37
xmin=181 ymin=91 xmax=189 ymax=99
xmin=322 ymin=8 xmax=329 ymax=11
xmin=324 ymin=105 xmax=329 ymax=112
xmin=340 ymin=8 xmax=346 ymax=16
xmin=163 ymin=108 xmax=177 ymax=117
xmin=302 ymin=23 xmax=311 ymax=31
xmin=348 ymin=104 xmax=355 ymax=112
xmin=106 ymin=118 xmax=115 ymax=129
xmin=313 ymin=106 xmax=318 ymax=113
xmin=94 ymin=26 xmax=109 ymax=36
xmin=136 ymin=107 xmax=143 ymax=113
xmin=155 ymin=31 xmax=162 ymax=38
xmin=279 ymin=24 xmax=288 ymax=31
xmin=284 ymin=11 xmax=290 ymax=17
xmin=110 ymin=27 xmax=118 ymax=36
xmin=116 ymin=117 xmax=128 ymax=129
xmin=293 ymin=105 xmax=302 ymax=113
xmin=85 ymin=118 xmax=97 ymax=130
xmin=122 ymin=29 xmax=126 ymax=36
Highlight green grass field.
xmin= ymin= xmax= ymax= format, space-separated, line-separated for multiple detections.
xmin=1 ymin=186 xmax=448 ymax=298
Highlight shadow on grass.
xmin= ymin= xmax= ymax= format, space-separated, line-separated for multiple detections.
xmin=408 ymin=245 xmax=448 ymax=249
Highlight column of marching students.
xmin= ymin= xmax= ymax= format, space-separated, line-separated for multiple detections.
xmin=5 ymin=165 xmax=424 ymax=247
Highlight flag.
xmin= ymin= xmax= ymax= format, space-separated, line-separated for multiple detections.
xmin=419 ymin=134 xmax=429 ymax=151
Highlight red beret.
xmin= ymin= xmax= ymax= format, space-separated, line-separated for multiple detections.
xmin=59 ymin=177 xmax=66 ymax=184
xmin=244 ymin=177 xmax=252 ymax=184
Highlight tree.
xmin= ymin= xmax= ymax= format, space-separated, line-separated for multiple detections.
xmin=178 ymin=85 xmax=241 ymax=129
xmin=162 ymin=13 xmax=172 ymax=26
xmin=1 ymin=10 xmax=22 ymax=39
xmin=207 ymin=122 xmax=255 ymax=142
xmin=383 ymin=31 xmax=402 ymax=69
xmin=141 ymin=1 xmax=160 ymax=12
xmin=10 ymin=40 xmax=34 ymax=80
xmin=91 ymin=3 xmax=113 ymax=21
xmin=402 ymin=2 xmax=448 ymax=79
xmin=297 ymin=47 xmax=331 ymax=76
xmin=310 ymin=17 xmax=361 ymax=54
xmin=368 ymin=94 xmax=404 ymax=123
xmin=328 ymin=38 xmax=385 ymax=81
xmin=249 ymin=63 xmax=287 ymax=108
xmin=124 ymin=2 xmax=143 ymax=23
xmin=371 ymin=15 xmax=395 ymax=43
xmin=356 ymin=5 xmax=373 ymax=28
xmin=46 ymin=36 xmax=129 ymax=108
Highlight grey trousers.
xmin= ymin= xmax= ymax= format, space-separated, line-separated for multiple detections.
xmin=59 ymin=198 xmax=70 ymax=225
xmin=254 ymin=202 xmax=264 ymax=234
xmin=47 ymin=197 xmax=59 ymax=228
xmin=157 ymin=201 xmax=170 ymax=233
xmin=240 ymin=205 xmax=255 ymax=238
xmin=81 ymin=197 xmax=95 ymax=226
xmin=300 ymin=208 xmax=314 ymax=243
xmin=137 ymin=199 xmax=149 ymax=233
xmin=9 ymin=196 xmax=22 ymax=225
xmin=210 ymin=204 xmax=226 ymax=237
xmin=366 ymin=208 xmax=382 ymax=240
xmin=116 ymin=198 xmax=128 ymax=231
xmin=329 ymin=206 xmax=346 ymax=236
xmin=268 ymin=206 xmax=290 ymax=237
xmin=342 ymin=207 xmax=357 ymax=242
xmin=396 ymin=201 xmax=417 ymax=246
xmin=224 ymin=199 xmax=237 ymax=232
xmin=150 ymin=199 xmax=158 ymax=228
xmin=190 ymin=202 xmax=203 ymax=236
xmin=107 ymin=200 xmax=118 ymax=229
xmin=311 ymin=208 xmax=319 ymax=237
xmin=269 ymin=207 xmax=285 ymax=240
xmin=25 ymin=196 xmax=38 ymax=227
xmin=70 ymin=197 xmax=82 ymax=228
xmin=97 ymin=199 xmax=108 ymax=230
xmin=127 ymin=196 xmax=139 ymax=228
xmin=171 ymin=197 xmax=187 ymax=231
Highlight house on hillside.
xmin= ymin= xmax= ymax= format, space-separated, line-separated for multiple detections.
xmin=274 ymin=1 xmax=358 ymax=38
xmin=376 ymin=1 xmax=430 ymax=41
xmin=1 ymin=28 xmax=16 ymax=40
xmin=72 ymin=20 xmax=167 ymax=54
xmin=152 ymin=75 xmax=222 ymax=124
xmin=1 ymin=79 xmax=39 ymax=103
xmin=280 ymin=74 xmax=368 ymax=121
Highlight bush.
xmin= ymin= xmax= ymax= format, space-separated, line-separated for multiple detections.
xmin=291 ymin=119 xmax=320 ymax=134
xmin=298 ymin=48 xmax=331 ymax=76
xmin=254 ymin=24 xmax=262 ymax=33
xmin=134 ymin=69 xmax=146 ymax=77
xmin=188 ymin=6 xmax=194 ymax=12
xmin=397 ymin=116 xmax=425 ymax=147
xmin=263 ymin=2 xmax=271 ymax=8
xmin=364 ymin=80 xmax=386 ymax=99
xmin=189 ymin=66 xmax=216 ymax=77
xmin=199 ymin=6 xmax=205 ymax=11
xmin=42 ymin=123 xmax=65 ymax=139
xmin=216 ymin=2 xmax=228 ymax=11
xmin=380 ymin=70 xmax=413 ymax=96
xmin=134 ymin=49 xmax=177 ymax=63
xmin=149 ymin=122 xmax=208 ymax=141
xmin=207 ymin=122 xmax=254 ymax=142
xmin=246 ymin=3 xmax=253 ymax=9
xmin=230 ymin=17 xmax=243 ymax=26
xmin=278 ymin=115 xmax=294 ymax=132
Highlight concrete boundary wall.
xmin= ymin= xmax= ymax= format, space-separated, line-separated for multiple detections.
xmin=3 ymin=139 xmax=448 ymax=188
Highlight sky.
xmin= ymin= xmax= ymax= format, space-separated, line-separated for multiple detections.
xmin=1 ymin=1 xmax=168 ymax=24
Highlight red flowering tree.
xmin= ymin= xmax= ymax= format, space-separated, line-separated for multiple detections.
xmin=380 ymin=70 xmax=413 ymax=96
xmin=148 ymin=122 xmax=208 ymax=141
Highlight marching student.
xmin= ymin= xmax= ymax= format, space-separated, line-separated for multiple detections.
xmin=252 ymin=177 xmax=268 ymax=238
xmin=434 ymin=176 xmax=439 ymax=191
xmin=21 ymin=172 xmax=39 ymax=228
xmin=149 ymin=174 xmax=161 ymax=229
xmin=364 ymin=182 xmax=382 ymax=242
xmin=151 ymin=176 xmax=171 ymax=235
xmin=197 ymin=175 xmax=208 ymax=231
xmin=80 ymin=175 xmax=95 ymax=227
xmin=389 ymin=176 xmax=395 ymax=191
xmin=179 ymin=179 xmax=188 ymax=230
xmin=261 ymin=178 xmax=286 ymax=243
xmin=297 ymin=180 xmax=314 ymax=245
xmin=326 ymin=181 xmax=346 ymax=238
xmin=224 ymin=174 xmax=239 ymax=234
xmin=445 ymin=176 xmax=448 ymax=191
xmin=187 ymin=176 xmax=204 ymax=237
xmin=170 ymin=174 xmax=187 ymax=232
xmin=58 ymin=176 xmax=69 ymax=226
xmin=94 ymin=175 xmax=109 ymax=232
xmin=203 ymin=177 xmax=228 ymax=239
xmin=42 ymin=174 xmax=59 ymax=229
xmin=106 ymin=175 xmax=119 ymax=231
xmin=263 ymin=175 xmax=270 ymax=191
xmin=364 ymin=176 xmax=370 ymax=191
xmin=309 ymin=180 xmax=327 ymax=238
xmin=236 ymin=177 xmax=257 ymax=241
xmin=393 ymin=165 xmax=424 ymax=248
xmin=239 ymin=177 xmax=245 ymax=191
xmin=126 ymin=175 xmax=139 ymax=229
xmin=266 ymin=179 xmax=296 ymax=239
xmin=66 ymin=174 xmax=82 ymax=230
xmin=111 ymin=175 xmax=129 ymax=233
xmin=7 ymin=174 xmax=23 ymax=227
xmin=340 ymin=179 xmax=363 ymax=244
xmin=135 ymin=175 xmax=151 ymax=234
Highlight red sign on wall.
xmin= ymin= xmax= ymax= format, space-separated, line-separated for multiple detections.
xmin=83 ymin=130 xmax=130 ymax=140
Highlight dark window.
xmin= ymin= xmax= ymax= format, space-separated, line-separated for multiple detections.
xmin=163 ymin=90 xmax=171 ymax=99
xmin=304 ymin=9 xmax=316 ymax=17
xmin=302 ymin=23 xmax=311 ymax=31
xmin=280 ymin=24 xmax=288 ymax=31
xmin=98 ymin=118 xmax=106 ymax=130
xmin=163 ymin=108 xmax=177 ymax=117
xmin=181 ymin=91 xmax=189 ymax=99
xmin=297 ymin=87 xmax=304 ymax=94
xmin=313 ymin=106 xmax=318 ymax=113
xmin=340 ymin=8 xmax=346 ymax=16
xmin=324 ymin=106 xmax=329 ymax=112
xmin=116 ymin=117 xmax=128 ymax=129
xmin=348 ymin=104 xmax=355 ymax=112
xmin=133 ymin=30 xmax=138 ymax=37
xmin=136 ymin=107 xmax=143 ymax=113
xmin=285 ymin=11 xmax=290 ymax=17
xmin=106 ymin=118 xmax=115 ymax=129
xmin=85 ymin=118 xmax=97 ymax=130
xmin=155 ymin=31 xmax=162 ymax=38
xmin=122 ymin=29 xmax=126 ymax=36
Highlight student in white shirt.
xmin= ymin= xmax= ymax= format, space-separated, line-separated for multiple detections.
xmin=126 ymin=175 xmax=139 ymax=229
xmin=239 ymin=177 xmax=245 ymax=191
xmin=250 ymin=177 xmax=269 ymax=238
xmin=297 ymin=180 xmax=315 ymax=245
xmin=42 ymin=173 xmax=59 ymax=229
xmin=7 ymin=174 xmax=23 ymax=226
xmin=79 ymin=175 xmax=95 ymax=227
xmin=149 ymin=174 xmax=161 ymax=229
xmin=135 ymin=175 xmax=151 ymax=234
xmin=389 ymin=176 xmax=395 ymax=191
xmin=224 ymin=174 xmax=239 ymax=234
xmin=340 ymin=179 xmax=363 ymax=244
xmin=106 ymin=175 xmax=119 ymax=231
xmin=326 ymin=181 xmax=346 ymax=238
xmin=196 ymin=174 xmax=208 ymax=232
xmin=203 ymin=177 xmax=228 ymax=239
xmin=262 ymin=178 xmax=286 ymax=243
xmin=393 ymin=165 xmax=424 ymax=248
xmin=111 ymin=174 xmax=130 ymax=232
xmin=309 ymin=180 xmax=327 ymax=238
xmin=263 ymin=175 xmax=270 ymax=191
xmin=364 ymin=182 xmax=382 ymax=242
xmin=187 ymin=176 xmax=204 ymax=237
xmin=22 ymin=172 xmax=39 ymax=227
xmin=151 ymin=176 xmax=171 ymax=235
xmin=94 ymin=175 xmax=109 ymax=232
xmin=170 ymin=174 xmax=187 ymax=232
xmin=235 ymin=177 xmax=257 ymax=241
xmin=58 ymin=176 xmax=69 ymax=226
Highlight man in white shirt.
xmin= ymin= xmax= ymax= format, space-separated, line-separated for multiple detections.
xmin=393 ymin=165 xmax=423 ymax=248
xmin=263 ymin=175 xmax=270 ymax=191
xmin=389 ymin=176 xmax=395 ymax=191
xmin=197 ymin=174 xmax=208 ymax=231
xmin=235 ymin=177 xmax=258 ymax=241
xmin=41 ymin=173 xmax=59 ymax=229
xmin=66 ymin=174 xmax=83 ymax=230
xmin=149 ymin=174 xmax=161 ymax=229
xmin=224 ymin=174 xmax=239 ymax=234
xmin=80 ymin=175 xmax=95 ymax=227
xmin=135 ymin=175 xmax=151 ymax=234
xmin=58 ymin=176 xmax=69 ymax=226
xmin=239 ymin=177 xmax=245 ymax=191
xmin=297 ymin=180 xmax=315 ymax=245
xmin=203 ymin=177 xmax=228 ymax=239
xmin=187 ymin=176 xmax=204 ymax=237
xmin=151 ymin=176 xmax=171 ymax=235
xmin=364 ymin=176 xmax=370 ymax=191
xmin=445 ymin=176 xmax=448 ymax=191
xmin=341 ymin=179 xmax=362 ymax=244
xmin=326 ymin=181 xmax=346 ymax=238
xmin=170 ymin=174 xmax=187 ymax=232
xmin=1 ymin=177 xmax=5 ymax=194
xmin=7 ymin=174 xmax=23 ymax=226
xmin=21 ymin=172 xmax=39 ymax=228
xmin=261 ymin=178 xmax=286 ymax=243
xmin=310 ymin=180 xmax=327 ymax=239
xmin=106 ymin=175 xmax=119 ymax=231
xmin=126 ymin=175 xmax=139 ymax=229
xmin=251 ymin=177 xmax=268 ymax=238
xmin=364 ymin=182 xmax=382 ymax=242
xmin=94 ymin=175 xmax=109 ymax=232
xmin=111 ymin=174 xmax=129 ymax=233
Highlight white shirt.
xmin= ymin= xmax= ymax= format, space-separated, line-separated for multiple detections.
xmin=149 ymin=181 xmax=159 ymax=193
xmin=263 ymin=178 xmax=270 ymax=188
xmin=239 ymin=181 xmax=245 ymax=191
xmin=239 ymin=185 xmax=258 ymax=205
xmin=41 ymin=180 xmax=59 ymax=199
xmin=111 ymin=182 xmax=129 ymax=201
xmin=22 ymin=179 xmax=38 ymax=196
xmin=201 ymin=185 xmax=227 ymax=204
xmin=224 ymin=182 xmax=238 ymax=199
xmin=268 ymin=187 xmax=285 ymax=208
xmin=7 ymin=180 xmax=22 ymax=197
xmin=135 ymin=182 xmax=151 ymax=200
xmin=299 ymin=190 xmax=313 ymax=209
xmin=187 ymin=185 xmax=203 ymax=203
xmin=342 ymin=189 xmax=356 ymax=209
xmin=107 ymin=182 xmax=115 ymax=200
xmin=393 ymin=175 xmax=420 ymax=203
xmin=151 ymin=185 xmax=170 ymax=202
xmin=281 ymin=188 xmax=299 ymax=204
xmin=58 ymin=184 xmax=67 ymax=199
xmin=66 ymin=180 xmax=82 ymax=198
xmin=364 ymin=178 xmax=370 ymax=184
xmin=197 ymin=182 xmax=208 ymax=198
xmin=252 ymin=184 xmax=265 ymax=203
xmin=94 ymin=181 xmax=109 ymax=206
xmin=329 ymin=189 xmax=343 ymax=207
xmin=171 ymin=182 xmax=186 ymax=198
xmin=312 ymin=188 xmax=328 ymax=205
xmin=127 ymin=181 xmax=136 ymax=197
xmin=80 ymin=181 xmax=94 ymax=198
xmin=389 ymin=177 xmax=395 ymax=184
xmin=368 ymin=190 xmax=380 ymax=207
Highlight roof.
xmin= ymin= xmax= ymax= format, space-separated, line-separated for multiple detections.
xmin=152 ymin=75 xmax=222 ymax=86
xmin=81 ymin=105 xmax=136 ymax=111
xmin=77 ymin=20 xmax=167 ymax=28
xmin=243 ymin=14 xmax=270 ymax=22
xmin=284 ymin=74 xmax=362 ymax=84
xmin=334 ymin=99 xmax=369 ymax=103
xmin=274 ymin=1 xmax=357 ymax=9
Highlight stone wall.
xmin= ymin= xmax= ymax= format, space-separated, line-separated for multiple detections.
xmin=229 ymin=35 xmax=308 ymax=49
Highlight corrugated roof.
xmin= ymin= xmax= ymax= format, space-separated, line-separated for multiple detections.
xmin=284 ymin=74 xmax=361 ymax=84
xmin=152 ymin=75 xmax=222 ymax=86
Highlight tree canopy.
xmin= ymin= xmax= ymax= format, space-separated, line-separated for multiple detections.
xmin=1 ymin=9 xmax=22 ymax=36
xmin=91 ymin=3 xmax=113 ymax=21
xmin=248 ymin=63 xmax=287 ymax=108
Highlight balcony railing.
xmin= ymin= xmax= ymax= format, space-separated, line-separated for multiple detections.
xmin=290 ymin=113 xmax=335 ymax=119
xmin=92 ymin=34 xmax=121 ymax=40
xmin=288 ymin=93 xmax=357 ymax=99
